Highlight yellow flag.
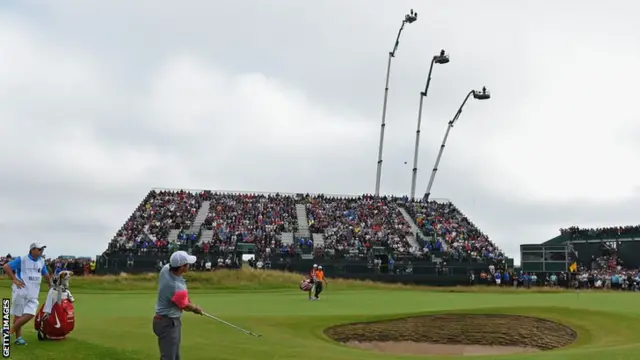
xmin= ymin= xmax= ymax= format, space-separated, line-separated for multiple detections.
xmin=569 ymin=262 xmax=577 ymax=272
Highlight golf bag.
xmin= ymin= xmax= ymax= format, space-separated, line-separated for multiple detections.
xmin=35 ymin=271 xmax=75 ymax=340
xmin=300 ymin=279 xmax=313 ymax=291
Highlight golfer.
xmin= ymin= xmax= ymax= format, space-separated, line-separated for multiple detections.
xmin=153 ymin=250 xmax=204 ymax=360
xmin=2 ymin=242 xmax=50 ymax=345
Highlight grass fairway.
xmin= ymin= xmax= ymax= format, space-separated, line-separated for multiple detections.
xmin=2 ymin=270 xmax=640 ymax=359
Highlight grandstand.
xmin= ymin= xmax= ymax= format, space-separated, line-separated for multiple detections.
xmin=521 ymin=225 xmax=640 ymax=273
xmin=103 ymin=189 xmax=506 ymax=267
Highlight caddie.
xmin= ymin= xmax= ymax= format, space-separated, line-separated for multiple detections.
xmin=153 ymin=250 xmax=205 ymax=360
xmin=2 ymin=242 xmax=51 ymax=345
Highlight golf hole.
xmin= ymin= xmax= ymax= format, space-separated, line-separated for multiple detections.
xmin=324 ymin=314 xmax=577 ymax=356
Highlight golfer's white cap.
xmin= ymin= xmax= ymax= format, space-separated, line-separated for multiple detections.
xmin=169 ymin=250 xmax=197 ymax=267
xmin=30 ymin=242 xmax=46 ymax=250
xmin=318 ymin=266 xmax=323 ymax=269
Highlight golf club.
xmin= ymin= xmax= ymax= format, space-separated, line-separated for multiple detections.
xmin=202 ymin=312 xmax=262 ymax=338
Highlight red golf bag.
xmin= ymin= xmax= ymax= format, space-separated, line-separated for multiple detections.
xmin=35 ymin=298 xmax=75 ymax=340
xmin=300 ymin=279 xmax=313 ymax=291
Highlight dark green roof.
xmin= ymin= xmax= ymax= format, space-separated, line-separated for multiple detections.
xmin=542 ymin=234 xmax=569 ymax=245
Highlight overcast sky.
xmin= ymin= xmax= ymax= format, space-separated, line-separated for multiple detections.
xmin=1 ymin=0 xmax=638 ymax=264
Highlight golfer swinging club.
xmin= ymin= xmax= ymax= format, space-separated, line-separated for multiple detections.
xmin=154 ymin=250 xmax=204 ymax=360
xmin=2 ymin=242 xmax=51 ymax=345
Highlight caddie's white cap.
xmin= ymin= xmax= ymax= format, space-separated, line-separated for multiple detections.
xmin=169 ymin=250 xmax=197 ymax=267
xmin=313 ymin=264 xmax=318 ymax=268
xmin=30 ymin=242 xmax=46 ymax=250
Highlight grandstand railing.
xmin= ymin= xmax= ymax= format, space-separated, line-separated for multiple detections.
xmin=150 ymin=188 xmax=451 ymax=203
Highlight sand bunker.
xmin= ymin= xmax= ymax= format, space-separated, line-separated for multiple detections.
xmin=345 ymin=341 xmax=540 ymax=356
xmin=325 ymin=314 xmax=576 ymax=356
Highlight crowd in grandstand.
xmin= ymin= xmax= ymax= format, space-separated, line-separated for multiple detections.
xmin=111 ymin=190 xmax=208 ymax=252
xmin=306 ymin=195 xmax=414 ymax=257
xmin=98 ymin=189 xmax=640 ymax=292
xmin=561 ymin=225 xmax=640 ymax=240
xmin=404 ymin=200 xmax=504 ymax=261
xmin=200 ymin=193 xmax=297 ymax=258
xmin=102 ymin=190 xmax=511 ymax=264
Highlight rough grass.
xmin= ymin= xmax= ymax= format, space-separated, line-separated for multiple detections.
xmin=0 ymin=268 xmax=587 ymax=293
xmin=0 ymin=269 xmax=421 ymax=292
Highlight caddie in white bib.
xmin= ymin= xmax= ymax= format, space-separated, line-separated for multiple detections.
xmin=2 ymin=242 xmax=51 ymax=345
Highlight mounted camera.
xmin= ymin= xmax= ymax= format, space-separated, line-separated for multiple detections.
xmin=473 ymin=86 xmax=491 ymax=100
xmin=434 ymin=49 xmax=449 ymax=64
xmin=405 ymin=9 xmax=417 ymax=23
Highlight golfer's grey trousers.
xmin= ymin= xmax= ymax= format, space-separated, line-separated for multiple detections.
xmin=153 ymin=315 xmax=182 ymax=360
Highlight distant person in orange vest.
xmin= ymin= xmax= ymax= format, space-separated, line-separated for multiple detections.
xmin=312 ymin=266 xmax=327 ymax=300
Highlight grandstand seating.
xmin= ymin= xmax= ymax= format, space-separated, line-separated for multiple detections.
xmin=306 ymin=195 xmax=414 ymax=257
xmin=199 ymin=193 xmax=297 ymax=258
xmin=404 ymin=200 xmax=503 ymax=261
xmin=105 ymin=190 xmax=500 ymax=262
xmin=109 ymin=190 xmax=207 ymax=253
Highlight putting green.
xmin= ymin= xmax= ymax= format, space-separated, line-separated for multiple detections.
xmin=2 ymin=273 xmax=640 ymax=359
